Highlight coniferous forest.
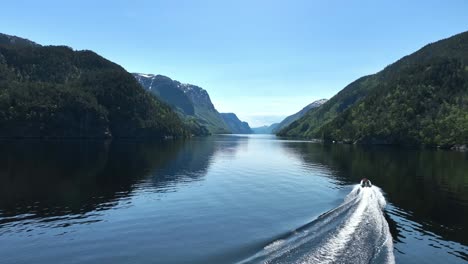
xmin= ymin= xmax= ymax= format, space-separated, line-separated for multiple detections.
xmin=278 ymin=31 xmax=468 ymax=148
xmin=0 ymin=33 xmax=188 ymax=138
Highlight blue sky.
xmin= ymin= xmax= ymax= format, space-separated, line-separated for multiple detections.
xmin=1 ymin=0 xmax=467 ymax=126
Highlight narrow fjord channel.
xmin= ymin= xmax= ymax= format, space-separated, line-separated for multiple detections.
xmin=0 ymin=135 xmax=467 ymax=264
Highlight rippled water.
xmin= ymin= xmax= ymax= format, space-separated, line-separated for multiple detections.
xmin=0 ymin=135 xmax=467 ymax=264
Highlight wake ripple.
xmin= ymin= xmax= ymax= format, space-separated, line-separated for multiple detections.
xmin=239 ymin=185 xmax=395 ymax=264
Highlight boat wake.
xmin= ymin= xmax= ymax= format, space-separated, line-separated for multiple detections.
xmin=239 ymin=185 xmax=395 ymax=264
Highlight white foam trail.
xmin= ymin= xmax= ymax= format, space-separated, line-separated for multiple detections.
xmin=301 ymin=186 xmax=370 ymax=263
xmin=239 ymin=185 xmax=395 ymax=264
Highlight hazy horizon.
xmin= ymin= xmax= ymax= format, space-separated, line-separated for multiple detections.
xmin=2 ymin=0 xmax=467 ymax=126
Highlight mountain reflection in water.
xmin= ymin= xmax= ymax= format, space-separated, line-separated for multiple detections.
xmin=0 ymin=135 xmax=466 ymax=264
xmin=0 ymin=137 xmax=238 ymax=230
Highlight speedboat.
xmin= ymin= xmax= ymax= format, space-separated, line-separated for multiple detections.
xmin=360 ymin=178 xmax=372 ymax=188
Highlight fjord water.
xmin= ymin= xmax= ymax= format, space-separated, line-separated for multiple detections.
xmin=0 ymin=135 xmax=467 ymax=264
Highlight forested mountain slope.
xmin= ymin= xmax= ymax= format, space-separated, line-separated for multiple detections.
xmin=279 ymin=31 xmax=468 ymax=147
xmin=0 ymin=33 xmax=187 ymax=138
xmin=273 ymin=99 xmax=327 ymax=133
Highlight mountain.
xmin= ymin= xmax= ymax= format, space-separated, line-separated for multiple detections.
xmin=0 ymin=33 xmax=187 ymax=138
xmin=278 ymin=31 xmax=468 ymax=147
xmin=252 ymin=99 xmax=327 ymax=135
xmin=134 ymin=74 xmax=195 ymax=115
xmin=220 ymin=113 xmax=252 ymax=134
xmin=252 ymin=123 xmax=280 ymax=134
xmin=277 ymin=74 xmax=381 ymax=139
xmin=273 ymin=99 xmax=327 ymax=133
xmin=134 ymin=73 xmax=230 ymax=134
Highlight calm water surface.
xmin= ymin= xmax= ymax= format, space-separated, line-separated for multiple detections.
xmin=0 ymin=135 xmax=467 ymax=263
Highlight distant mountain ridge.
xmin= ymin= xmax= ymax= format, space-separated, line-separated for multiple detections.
xmin=133 ymin=73 xmax=230 ymax=134
xmin=251 ymin=99 xmax=327 ymax=134
xmin=220 ymin=113 xmax=252 ymax=134
xmin=279 ymin=31 xmax=468 ymax=147
xmin=252 ymin=123 xmax=279 ymax=134
xmin=273 ymin=99 xmax=327 ymax=133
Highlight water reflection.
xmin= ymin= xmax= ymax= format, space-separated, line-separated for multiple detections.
xmin=0 ymin=138 xmax=226 ymax=230
xmin=145 ymin=138 xmax=215 ymax=191
xmin=280 ymin=142 xmax=468 ymax=258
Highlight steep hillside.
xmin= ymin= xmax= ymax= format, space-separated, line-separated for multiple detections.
xmin=220 ymin=113 xmax=252 ymax=134
xmin=134 ymin=73 xmax=230 ymax=134
xmin=134 ymin=74 xmax=194 ymax=115
xmin=273 ymin=99 xmax=327 ymax=133
xmin=0 ymin=33 xmax=187 ymax=138
xmin=278 ymin=75 xmax=379 ymax=138
xmin=279 ymin=31 xmax=468 ymax=147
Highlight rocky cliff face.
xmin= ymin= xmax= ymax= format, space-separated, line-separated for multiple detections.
xmin=179 ymin=83 xmax=216 ymax=110
xmin=220 ymin=113 xmax=252 ymax=134
xmin=133 ymin=73 xmax=230 ymax=134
